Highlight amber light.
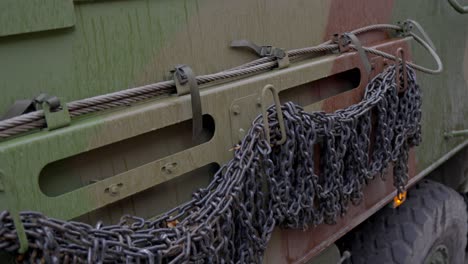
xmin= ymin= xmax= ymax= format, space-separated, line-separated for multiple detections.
xmin=392 ymin=191 xmax=407 ymax=208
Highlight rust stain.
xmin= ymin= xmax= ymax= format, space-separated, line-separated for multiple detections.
xmin=274 ymin=22 xmax=419 ymax=263
xmin=323 ymin=0 xmax=394 ymax=43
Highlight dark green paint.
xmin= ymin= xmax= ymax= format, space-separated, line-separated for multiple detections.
xmin=392 ymin=0 xmax=468 ymax=173
xmin=0 ymin=0 xmax=75 ymax=37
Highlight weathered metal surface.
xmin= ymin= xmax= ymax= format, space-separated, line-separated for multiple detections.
xmin=0 ymin=0 xmax=466 ymax=262
xmin=0 ymin=0 xmax=75 ymax=37
xmin=264 ymin=39 xmax=416 ymax=263
xmin=448 ymin=0 xmax=468 ymax=13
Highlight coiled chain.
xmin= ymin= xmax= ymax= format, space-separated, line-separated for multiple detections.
xmin=0 ymin=64 xmax=421 ymax=263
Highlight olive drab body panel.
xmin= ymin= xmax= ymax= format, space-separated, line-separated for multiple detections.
xmin=0 ymin=0 xmax=466 ymax=263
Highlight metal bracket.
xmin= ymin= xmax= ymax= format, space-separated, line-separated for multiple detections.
xmin=0 ymin=170 xmax=29 ymax=254
xmin=444 ymin=129 xmax=468 ymax=139
xmin=261 ymin=84 xmax=286 ymax=146
xmin=231 ymin=39 xmax=290 ymax=69
xmin=35 ymin=94 xmax=71 ymax=131
xmin=397 ymin=20 xmax=413 ymax=37
xmin=333 ymin=33 xmax=372 ymax=76
xmin=333 ymin=33 xmax=351 ymax=53
xmin=398 ymin=20 xmax=436 ymax=51
xmin=0 ymin=100 xmax=35 ymax=121
xmin=337 ymin=251 xmax=351 ymax=264
xmin=395 ymin=48 xmax=408 ymax=93
xmin=172 ymin=65 xmax=203 ymax=141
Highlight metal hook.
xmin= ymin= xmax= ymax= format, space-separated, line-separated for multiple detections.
xmin=395 ymin=48 xmax=408 ymax=93
xmin=261 ymin=84 xmax=286 ymax=146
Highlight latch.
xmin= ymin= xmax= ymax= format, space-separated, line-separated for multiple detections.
xmin=35 ymin=94 xmax=71 ymax=131
xmin=231 ymin=39 xmax=290 ymax=69
xmin=333 ymin=33 xmax=372 ymax=76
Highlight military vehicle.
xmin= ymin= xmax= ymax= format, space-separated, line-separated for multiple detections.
xmin=0 ymin=0 xmax=467 ymax=263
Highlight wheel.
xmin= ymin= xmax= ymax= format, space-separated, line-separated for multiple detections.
xmin=344 ymin=180 xmax=467 ymax=264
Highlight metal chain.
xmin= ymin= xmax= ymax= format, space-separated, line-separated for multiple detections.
xmin=0 ymin=20 xmax=437 ymax=139
xmin=0 ymin=64 xmax=421 ymax=263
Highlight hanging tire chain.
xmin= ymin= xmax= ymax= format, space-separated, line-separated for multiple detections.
xmin=0 ymin=64 xmax=421 ymax=263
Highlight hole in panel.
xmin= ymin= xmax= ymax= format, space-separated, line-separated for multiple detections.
xmin=279 ymin=68 xmax=361 ymax=106
xmin=40 ymin=115 xmax=215 ymax=197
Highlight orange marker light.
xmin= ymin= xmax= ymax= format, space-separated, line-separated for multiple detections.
xmin=393 ymin=191 xmax=407 ymax=208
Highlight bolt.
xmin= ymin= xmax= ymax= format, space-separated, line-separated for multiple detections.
xmin=110 ymin=185 xmax=119 ymax=195
xmin=106 ymin=183 xmax=123 ymax=196
xmin=232 ymin=105 xmax=241 ymax=115
xmin=162 ymin=162 xmax=177 ymax=174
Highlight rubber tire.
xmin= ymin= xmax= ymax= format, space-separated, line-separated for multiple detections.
xmin=348 ymin=180 xmax=467 ymax=264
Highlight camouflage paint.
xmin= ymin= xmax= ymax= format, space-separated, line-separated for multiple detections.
xmin=0 ymin=0 xmax=75 ymax=37
xmin=391 ymin=0 xmax=468 ymax=175
xmin=0 ymin=0 xmax=467 ymax=263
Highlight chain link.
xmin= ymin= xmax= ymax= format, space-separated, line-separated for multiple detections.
xmin=0 ymin=64 xmax=421 ymax=263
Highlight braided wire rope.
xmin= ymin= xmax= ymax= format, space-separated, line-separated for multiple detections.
xmin=0 ymin=21 xmax=439 ymax=139
xmin=0 ymin=64 xmax=421 ymax=263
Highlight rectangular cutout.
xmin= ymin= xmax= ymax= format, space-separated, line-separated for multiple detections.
xmin=279 ymin=68 xmax=361 ymax=107
xmin=40 ymin=115 xmax=215 ymax=197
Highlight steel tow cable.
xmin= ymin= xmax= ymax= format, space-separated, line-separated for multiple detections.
xmin=0 ymin=20 xmax=440 ymax=139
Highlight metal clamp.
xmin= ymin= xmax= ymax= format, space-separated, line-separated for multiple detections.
xmin=231 ymin=40 xmax=290 ymax=69
xmin=395 ymin=48 xmax=408 ymax=93
xmin=395 ymin=20 xmax=443 ymax=74
xmin=0 ymin=93 xmax=61 ymax=121
xmin=172 ymin=65 xmax=203 ymax=141
xmin=398 ymin=20 xmax=436 ymax=51
xmin=260 ymin=84 xmax=286 ymax=146
xmin=333 ymin=33 xmax=351 ymax=53
xmin=35 ymin=94 xmax=71 ymax=131
xmin=333 ymin=33 xmax=372 ymax=76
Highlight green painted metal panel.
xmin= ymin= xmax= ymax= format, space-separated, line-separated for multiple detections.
xmin=0 ymin=0 xmax=75 ymax=37
xmin=0 ymin=0 xmax=466 ymax=262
